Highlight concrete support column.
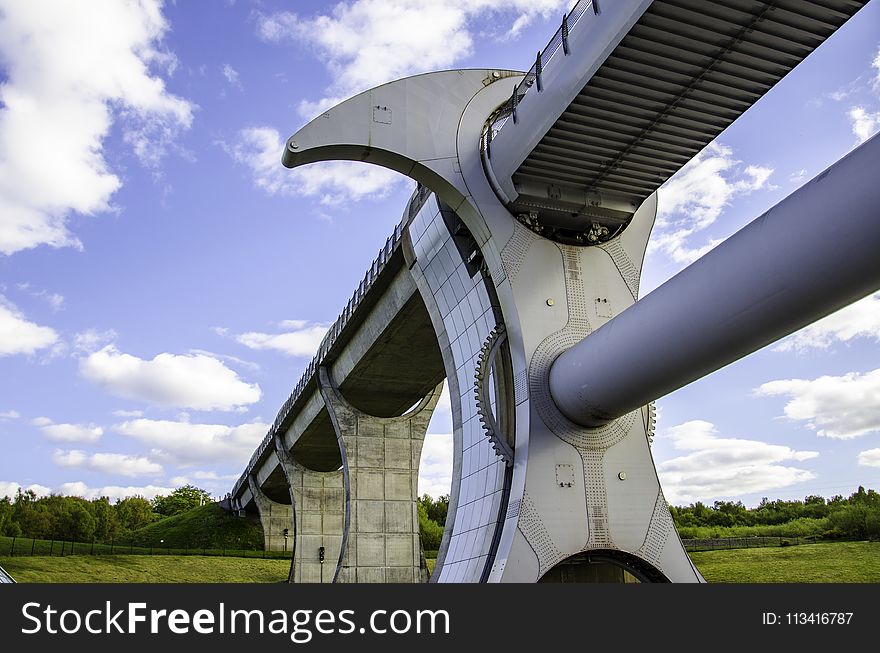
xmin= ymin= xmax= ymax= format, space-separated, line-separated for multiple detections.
xmin=273 ymin=438 xmax=345 ymax=583
xmin=246 ymin=474 xmax=294 ymax=553
xmin=318 ymin=366 xmax=442 ymax=583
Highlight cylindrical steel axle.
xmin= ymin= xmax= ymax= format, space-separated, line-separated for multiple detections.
xmin=549 ymin=134 xmax=880 ymax=427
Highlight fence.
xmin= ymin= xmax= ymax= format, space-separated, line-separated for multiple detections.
xmin=1 ymin=535 xmax=291 ymax=560
xmin=682 ymin=536 xmax=816 ymax=552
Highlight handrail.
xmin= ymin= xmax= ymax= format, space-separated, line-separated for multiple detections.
xmin=485 ymin=0 xmax=599 ymax=155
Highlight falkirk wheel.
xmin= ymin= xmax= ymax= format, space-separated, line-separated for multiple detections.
xmin=228 ymin=0 xmax=879 ymax=583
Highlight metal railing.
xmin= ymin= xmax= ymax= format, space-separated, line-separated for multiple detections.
xmin=485 ymin=0 xmax=599 ymax=155
xmin=231 ymin=186 xmax=434 ymax=500
xmin=1 ymin=535 xmax=289 ymax=560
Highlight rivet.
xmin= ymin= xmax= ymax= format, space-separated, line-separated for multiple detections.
xmin=618 ymin=471 xmax=627 ymax=481
xmin=546 ymin=298 xmax=555 ymax=306
xmin=288 ymin=140 xmax=299 ymax=151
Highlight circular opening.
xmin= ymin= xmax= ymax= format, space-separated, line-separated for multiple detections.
xmin=539 ymin=550 xmax=669 ymax=583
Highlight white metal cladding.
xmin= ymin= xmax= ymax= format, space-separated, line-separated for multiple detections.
xmin=408 ymin=197 xmax=507 ymax=583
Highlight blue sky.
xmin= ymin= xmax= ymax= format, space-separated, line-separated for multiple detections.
xmin=1 ymin=0 xmax=879 ymax=508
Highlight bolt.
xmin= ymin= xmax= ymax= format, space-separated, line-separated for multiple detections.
xmin=546 ymin=298 xmax=555 ymax=306
xmin=288 ymin=140 xmax=299 ymax=151
xmin=618 ymin=472 xmax=627 ymax=481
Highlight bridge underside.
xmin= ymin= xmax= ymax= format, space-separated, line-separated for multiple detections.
xmin=338 ymin=294 xmax=445 ymax=418
xmin=506 ymin=0 xmax=866 ymax=230
xmin=285 ymin=293 xmax=445 ymax=475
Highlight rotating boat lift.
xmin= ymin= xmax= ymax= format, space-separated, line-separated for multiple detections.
xmin=231 ymin=0 xmax=878 ymax=582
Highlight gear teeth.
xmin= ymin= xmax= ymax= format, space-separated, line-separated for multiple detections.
xmin=473 ymin=323 xmax=514 ymax=467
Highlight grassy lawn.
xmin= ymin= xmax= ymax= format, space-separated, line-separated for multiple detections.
xmin=0 ymin=555 xmax=291 ymax=583
xmin=3 ymin=541 xmax=875 ymax=583
xmin=689 ymin=540 xmax=880 ymax=583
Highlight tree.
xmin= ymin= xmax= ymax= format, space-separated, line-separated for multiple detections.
xmin=91 ymin=498 xmax=121 ymax=541
xmin=115 ymin=496 xmax=156 ymax=531
xmin=418 ymin=494 xmax=449 ymax=525
xmin=418 ymin=503 xmax=444 ymax=551
xmin=151 ymin=485 xmax=212 ymax=517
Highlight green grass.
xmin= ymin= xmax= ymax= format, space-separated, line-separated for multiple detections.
xmin=4 ymin=540 xmax=874 ymax=583
xmin=116 ymin=504 xmax=264 ymax=550
xmin=689 ymin=540 xmax=880 ymax=583
xmin=0 ymin=555 xmax=291 ymax=583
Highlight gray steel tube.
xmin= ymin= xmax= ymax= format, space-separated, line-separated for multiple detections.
xmin=549 ymin=134 xmax=880 ymax=427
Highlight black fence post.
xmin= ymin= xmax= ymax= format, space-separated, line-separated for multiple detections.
xmin=91 ymin=540 xmax=95 ymax=555
xmin=61 ymin=540 xmax=65 ymax=557
xmin=70 ymin=540 xmax=74 ymax=555
xmin=10 ymin=536 xmax=15 ymax=556
xmin=49 ymin=539 xmax=54 ymax=556
xmin=110 ymin=539 xmax=114 ymax=555
xmin=31 ymin=537 xmax=36 ymax=556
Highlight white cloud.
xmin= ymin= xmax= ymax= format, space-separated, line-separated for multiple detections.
xmin=221 ymin=126 xmax=405 ymax=204
xmin=255 ymin=1 xmax=569 ymax=118
xmin=0 ymin=481 xmax=52 ymax=499
xmin=221 ymin=63 xmax=241 ymax=88
xmin=187 ymin=349 xmax=260 ymax=373
xmin=418 ymin=432 xmax=453 ymax=499
xmin=0 ymin=0 xmax=194 ymax=255
xmin=230 ymin=319 xmax=329 ymax=357
xmin=53 ymin=449 xmax=163 ymax=477
xmin=73 ymin=328 xmax=119 ymax=354
xmin=80 ymin=345 xmax=261 ymax=411
xmin=0 ymin=410 xmax=20 ymax=420
xmin=0 ymin=296 xmax=59 ymax=356
xmin=32 ymin=417 xmax=103 ymax=443
xmin=788 ymin=168 xmax=808 ymax=185
xmin=651 ymin=142 xmax=773 ymax=265
xmin=757 ymin=368 xmax=880 ymax=439
xmin=420 ymin=382 xmax=453 ymax=497
xmin=17 ymin=285 xmax=65 ymax=311
xmin=774 ymin=292 xmax=880 ymax=353
xmin=169 ymin=470 xmax=239 ymax=488
xmin=848 ymin=106 xmax=880 ymax=144
xmin=57 ymin=481 xmax=173 ymax=501
xmin=113 ymin=418 xmax=268 ymax=466
xmin=655 ymin=420 xmax=817 ymax=505
xmin=112 ymin=409 xmax=144 ymax=418
xmin=858 ymin=448 xmax=880 ymax=468
xmin=873 ymin=46 xmax=880 ymax=92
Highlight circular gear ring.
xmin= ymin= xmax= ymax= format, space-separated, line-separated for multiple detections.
xmin=474 ymin=323 xmax=514 ymax=466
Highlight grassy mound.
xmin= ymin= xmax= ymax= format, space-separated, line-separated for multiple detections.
xmin=115 ymin=504 xmax=264 ymax=550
